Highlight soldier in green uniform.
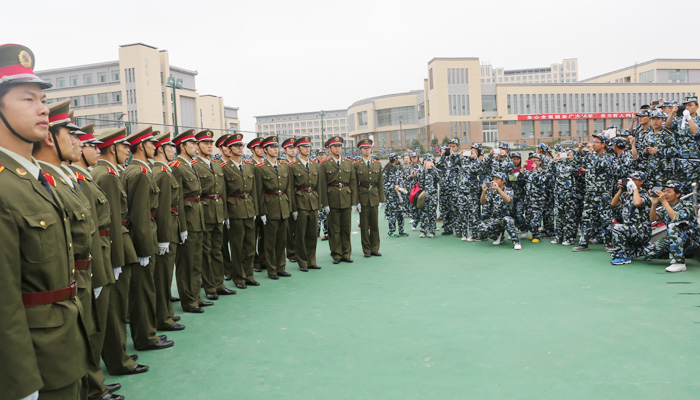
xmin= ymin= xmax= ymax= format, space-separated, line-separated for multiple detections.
xmin=193 ymin=130 xmax=236 ymax=300
xmin=353 ymin=139 xmax=385 ymax=257
xmin=289 ymin=136 xmax=322 ymax=271
xmin=319 ymin=136 xmax=357 ymax=264
xmin=282 ymin=137 xmax=298 ymax=263
xmin=123 ymin=127 xmax=174 ymax=351
xmin=222 ymin=134 xmax=261 ymax=289
xmin=248 ymin=137 xmax=267 ymax=272
xmin=215 ymin=134 xmax=233 ymax=280
xmin=152 ymin=132 xmax=186 ymax=332
xmin=0 ymin=44 xmax=90 ymax=400
xmin=171 ymin=130 xmax=212 ymax=313
xmin=255 ymin=136 xmax=294 ymax=279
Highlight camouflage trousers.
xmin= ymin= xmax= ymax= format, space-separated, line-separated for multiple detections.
xmin=475 ymin=216 xmax=520 ymax=244
xmin=410 ymin=202 xmax=421 ymax=228
xmin=644 ymin=227 xmax=699 ymax=265
xmin=526 ymin=200 xmax=546 ymax=239
xmin=385 ymin=201 xmax=407 ymax=234
xmin=675 ymin=158 xmax=700 ymax=195
xmin=513 ymin=196 xmax=528 ymax=232
xmin=542 ymin=191 xmax=555 ymax=237
xmin=317 ymin=209 xmax=329 ymax=237
xmin=578 ymin=192 xmax=612 ymax=246
xmin=610 ymin=223 xmax=651 ymax=259
xmin=554 ymin=199 xmax=580 ymax=243
xmin=455 ymin=190 xmax=481 ymax=238
xmin=420 ymin=196 xmax=438 ymax=235
xmin=439 ymin=188 xmax=457 ymax=233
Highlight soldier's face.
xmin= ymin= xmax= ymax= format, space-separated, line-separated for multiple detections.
xmin=329 ymin=144 xmax=342 ymax=157
xmin=69 ymin=134 xmax=82 ymax=162
xmin=285 ymin=146 xmax=297 ymax=158
xmin=0 ymin=83 xmax=49 ymax=143
xmin=230 ymin=143 xmax=244 ymax=156
xmin=687 ymin=102 xmax=698 ymax=115
xmin=264 ymin=145 xmax=278 ymax=158
xmin=184 ymin=141 xmax=199 ymax=158
xmin=298 ymin=145 xmax=310 ymax=157
xmin=360 ymin=147 xmax=372 ymax=157
xmin=512 ymin=156 xmax=521 ymax=167
xmin=639 ymin=116 xmax=650 ymax=125
xmin=403 ymin=156 xmax=410 ymax=165
xmin=631 ymin=178 xmax=643 ymax=188
xmin=163 ymin=144 xmax=175 ymax=160
xmin=219 ymin=145 xmax=232 ymax=158
xmin=82 ymin=144 xmax=99 ymax=166
xmin=253 ymin=146 xmax=264 ymax=157
xmin=198 ymin=141 xmax=213 ymax=156
xmin=448 ymin=143 xmax=458 ymax=152
xmin=651 ymin=117 xmax=664 ymax=129
xmin=663 ymin=187 xmax=680 ymax=203
xmin=317 ymin=153 xmax=327 ymax=161
xmin=116 ymin=142 xmax=130 ymax=164
xmin=144 ymin=141 xmax=156 ymax=158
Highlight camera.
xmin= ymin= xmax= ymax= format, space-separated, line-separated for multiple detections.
xmin=650 ymin=186 xmax=663 ymax=197
xmin=676 ymin=104 xmax=687 ymax=115
xmin=443 ymin=147 xmax=450 ymax=156
xmin=582 ymin=142 xmax=588 ymax=146
xmin=621 ymin=178 xmax=630 ymax=187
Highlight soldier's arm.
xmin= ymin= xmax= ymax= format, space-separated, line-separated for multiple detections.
xmin=254 ymin=166 xmax=264 ymax=216
xmin=611 ymin=186 xmax=623 ymax=208
xmin=251 ymin=169 xmax=259 ymax=216
xmin=95 ymin=173 xmax=125 ymax=268
xmin=286 ymin=165 xmax=295 ymax=214
xmin=378 ymin=165 xmax=385 ymax=203
xmin=126 ymin=171 xmax=155 ymax=257
xmin=319 ymin=162 xmax=329 ymax=207
xmin=154 ymin=172 xmax=172 ymax=243
xmin=172 ymin=167 xmax=188 ymax=235
xmin=350 ymin=164 xmax=358 ymax=205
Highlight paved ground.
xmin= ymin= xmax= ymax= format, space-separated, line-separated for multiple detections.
xmin=109 ymin=214 xmax=700 ymax=399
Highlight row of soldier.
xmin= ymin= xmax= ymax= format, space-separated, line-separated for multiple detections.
xmin=1 ymin=44 xmax=391 ymax=400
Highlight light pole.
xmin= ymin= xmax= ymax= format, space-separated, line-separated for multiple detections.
xmin=166 ymin=75 xmax=183 ymax=134
xmin=320 ymin=110 xmax=325 ymax=148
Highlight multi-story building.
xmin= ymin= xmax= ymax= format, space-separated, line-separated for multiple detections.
xmin=480 ymin=59 xmax=578 ymax=84
xmin=36 ymin=43 xmax=240 ymax=143
xmin=255 ymin=110 xmax=351 ymax=150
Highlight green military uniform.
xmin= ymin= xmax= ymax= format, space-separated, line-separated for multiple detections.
xmin=248 ymin=137 xmax=268 ymax=271
xmin=255 ymin=136 xmax=294 ymax=278
xmin=93 ymin=129 xmax=139 ymax=375
xmin=216 ymin=134 xmax=234 ymax=279
xmin=0 ymin=44 xmax=89 ymax=399
xmin=153 ymin=133 xmax=183 ymax=330
xmin=193 ymin=130 xmax=230 ymax=298
xmin=222 ymin=134 xmax=259 ymax=287
xmin=289 ymin=136 xmax=322 ymax=271
xmin=319 ymin=136 xmax=357 ymax=262
xmin=353 ymin=139 xmax=385 ymax=256
xmin=122 ymin=127 xmax=162 ymax=350
xmin=171 ymin=130 xmax=207 ymax=312
xmin=282 ymin=137 xmax=298 ymax=262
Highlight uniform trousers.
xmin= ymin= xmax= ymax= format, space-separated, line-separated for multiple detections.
xmin=176 ymin=230 xmax=204 ymax=311
xmin=230 ymin=217 xmax=256 ymax=284
xmin=295 ymin=209 xmax=319 ymax=268
xmin=328 ymin=207 xmax=352 ymax=260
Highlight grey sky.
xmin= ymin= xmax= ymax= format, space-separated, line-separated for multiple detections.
xmin=2 ymin=0 xmax=679 ymax=133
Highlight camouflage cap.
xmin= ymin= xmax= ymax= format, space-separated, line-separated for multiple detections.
xmin=510 ymin=152 xmax=522 ymax=158
xmin=611 ymin=137 xmax=626 ymax=147
xmin=493 ymin=172 xmax=507 ymax=181
xmin=663 ymin=180 xmax=683 ymax=192
xmin=448 ymin=138 xmax=459 ymax=145
xmin=682 ymin=96 xmax=698 ymax=104
xmin=649 ymin=109 xmax=668 ymax=119
xmin=498 ymin=141 xmax=509 ymax=150
xmin=629 ymin=171 xmax=646 ymax=181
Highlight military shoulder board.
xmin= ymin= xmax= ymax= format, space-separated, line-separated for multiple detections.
xmin=107 ymin=167 xmax=117 ymax=175
xmin=139 ymin=166 xmax=147 ymax=174
xmin=288 ymin=160 xmax=296 ymax=165
xmin=344 ymin=157 xmax=351 ymax=161
xmin=256 ymin=162 xmax=264 ymax=167
xmin=43 ymin=172 xmax=56 ymax=186
xmin=244 ymin=160 xmax=254 ymax=164
xmin=171 ymin=161 xmax=182 ymax=168
xmin=190 ymin=159 xmax=197 ymax=164
xmin=161 ymin=166 xmax=168 ymax=172
xmin=311 ymin=159 xmax=318 ymax=163
xmin=374 ymin=160 xmax=380 ymax=163
xmin=353 ymin=160 xmax=359 ymax=164
xmin=280 ymin=160 xmax=288 ymax=164
xmin=221 ymin=161 xmax=227 ymax=167
xmin=75 ymin=172 xmax=86 ymax=181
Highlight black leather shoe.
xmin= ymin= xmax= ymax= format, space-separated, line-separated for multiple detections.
xmin=246 ymin=280 xmax=260 ymax=286
xmin=101 ymin=393 xmax=124 ymax=400
xmin=159 ymin=335 xmax=167 ymax=341
xmin=162 ymin=323 xmax=185 ymax=331
xmin=206 ymin=293 xmax=219 ymax=300
xmin=332 ymin=259 xmax=340 ymax=264
xmin=224 ymin=274 xmax=232 ymax=281
xmin=253 ymin=267 xmax=262 ymax=272
xmin=235 ymin=282 xmax=247 ymax=289
xmin=288 ymin=257 xmax=298 ymax=263
xmin=145 ymin=338 xmax=174 ymax=350
xmin=441 ymin=231 xmax=452 ymax=236
xmin=106 ymin=383 xmax=121 ymax=393
xmin=371 ymin=252 xmax=382 ymax=256
xmin=169 ymin=296 xmax=180 ymax=302
xmin=300 ymin=267 xmax=309 ymax=272
xmin=364 ymin=253 xmax=371 ymax=258
xmin=342 ymin=258 xmax=354 ymax=263
xmin=128 ymin=364 xmax=149 ymax=374
xmin=187 ymin=307 xmax=204 ymax=313
xmin=269 ymin=274 xmax=279 ymax=280
xmin=217 ymin=288 xmax=236 ymax=295
xmin=308 ymin=265 xmax=322 ymax=270
xmin=199 ymin=301 xmax=214 ymax=307
xmin=278 ymin=271 xmax=292 ymax=277
xmin=129 ymin=354 xmax=139 ymax=362
xmin=172 ymin=315 xmax=181 ymax=322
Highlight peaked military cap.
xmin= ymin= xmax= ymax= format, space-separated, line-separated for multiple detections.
xmin=357 ymin=139 xmax=373 ymax=148
xmin=154 ymin=132 xmax=174 ymax=148
xmin=294 ymin=136 xmax=311 ymax=147
xmin=215 ymin=134 xmax=231 ymax=148
xmin=498 ymin=141 xmax=509 ymax=150
xmin=48 ymin=100 xmax=82 ymax=133
xmin=224 ymin=133 xmax=245 ymax=147
xmin=316 ymin=148 xmax=327 ymax=155
xmin=281 ymin=137 xmax=296 ymax=148
xmin=0 ymin=44 xmax=50 ymax=89
xmin=261 ymin=135 xmax=278 ymax=148
xmin=196 ymin=129 xmax=215 ymax=142
xmin=325 ymin=136 xmax=343 ymax=147
xmin=96 ymin=127 xmax=130 ymax=149
xmin=127 ymin=126 xmax=158 ymax=146
xmin=247 ymin=137 xmax=262 ymax=149
xmin=77 ymin=124 xmax=102 ymax=144
xmin=173 ymin=129 xmax=197 ymax=146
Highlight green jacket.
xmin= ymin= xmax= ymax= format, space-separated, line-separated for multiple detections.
xmin=93 ymin=160 xmax=126 ymax=269
xmin=319 ymin=156 xmax=357 ymax=209
xmin=223 ymin=159 xmax=257 ymax=219
xmin=255 ymin=158 xmax=293 ymax=220
xmin=0 ymin=151 xmax=89 ymax=399
xmin=170 ymin=155 xmax=205 ymax=233
xmin=353 ymin=158 xmax=385 ymax=206
xmin=123 ymin=159 xmax=159 ymax=257
xmin=153 ymin=161 xmax=182 ymax=244
xmin=288 ymin=158 xmax=321 ymax=211
xmin=193 ymin=156 xmax=226 ymax=224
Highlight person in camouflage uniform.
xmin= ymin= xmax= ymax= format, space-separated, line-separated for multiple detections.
xmin=523 ymin=154 xmax=547 ymax=243
xmin=383 ymin=153 xmax=409 ymax=237
xmin=666 ymin=97 xmax=700 ymax=193
xmin=406 ymin=152 xmax=422 ymax=230
xmin=573 ymin=133 xmax=615 ymax=251
xmin=315 ymin=149 xmax=330 ymax=240
xmin=459 ymin=143 xmax=485 ymax=241
xmin=551 ymin=149 xmax=580 ymax=245
xmin=638 ymin=109 xmax=677 ymax=187
xmin=644 ymin=181 xmax=700 ymax=272
xmin=609 ymin=171 xmax=652 ymax=265
xmin=483 ymin=141 xmax=515 ymax=177
xmin=474 ymin=172 xmax=522 ymax=250
xmin=418 ymin=154 xmax=440 ymax=238
xmin=436 ymin=139 xmax=461 ymax=235
xmin=536 ymin=143 xmax=555 ymax=237
xmin=507 ymin=151 xmax=528 ymax=235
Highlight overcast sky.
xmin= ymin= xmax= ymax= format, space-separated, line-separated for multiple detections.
xmin=1 ymin=0 xmax=683 ymax=133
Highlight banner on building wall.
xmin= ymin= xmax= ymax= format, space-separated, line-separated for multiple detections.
xmin=517 ymin=112 xmax=635 ymax=121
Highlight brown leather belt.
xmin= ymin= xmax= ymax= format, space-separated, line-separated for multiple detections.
xmin=201 ymin=194 xmax=222 ymax=200
xmin=296 ymin=187 xmax=316 ymax=192
xmin=99 ymin=228 xmax=110 ymax=236
xmin=329 ymin=183 xmax=348 ymax=188
xmin=265 ymin=190 xmax=285 ymax=196
xmin=230 ymin=193 xmax=251 ymax=199
xmin=184 ymin=197 xmax=200 ymax=202
xmin=171 ymin=207 xmax=179 ymax=213
xmin=22 ymin=281 xmax=77 ymax=307
xmin=360 ymin=184 xmax=376 ymax=189
xmin=75 ymin=259 xmax=92 ymax=270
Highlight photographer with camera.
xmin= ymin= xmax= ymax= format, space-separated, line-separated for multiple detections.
xmin=406 ymin=152 xmax=422 ymax=230
xmin=508 ymin=151 xmax=529 ymax=237
xmin=484 ymin=141 xmax=515 ymax=178
xmin=418 ymin=154 xmax=440 ymax=238
xmin=551 ymin=148 xmax=580 ymax=245
xmin=667 ymin=96 xmax=700 ymax=191
xmin=522 ymin=154 xmax=548 ymax=243
xmin=474 ymin=172 xmax=521 ymax=250
xmin=644 ymin=181 xmax=700 ymax=272
xmin=639 ymin=110 xmax=677 ymax=187
xmin=609 ymin=172 xmax=652 ymax=265
xmin=459 ymin=143 xmax=486 ymax=242
xmin=436 ymin=139 xmax=462 ymax=236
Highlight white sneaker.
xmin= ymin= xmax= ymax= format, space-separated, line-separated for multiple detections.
xmin=550 ymin=239 xmax=560 ymax=244
xmin=666 ymin=263 xmax=687 ymax=272
xmin=427 ymin=233 xmax=434 ymax=238
xmin=410 ymin=219 xmax=415 ymax=223
xmin=514 ymin=243 xmax=522 ymax=250
xmin=461 ymin=236 xmax=468 ymax=241
xmin=561 ymin=241 xmax=572 ymax=246
xmin=520 ymin=232 xmax=529 ymax=239
xmin=493 ymin=233 xmax=503 ymax=246
xmin=412 ymin=226 xmax=416 ymax=231
xmin=419 ymin=232 xmax=426 ymax=238
xmin=466 ymin=237 xmax=475 ymax=242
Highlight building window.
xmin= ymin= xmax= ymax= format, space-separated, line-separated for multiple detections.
xmin=558 ymin=120 xmax=571 ymax=137
xmin=668 ymin=69 xmax=689 ymax=83
xmin=70 ymin=75 xmax=78 ymax=87
xmin=111 ymin=70 xmax=120 ymax=81
xmin=594 ymin=119 xmax=605 ymax=134
xmin=540 ymin=120 xmax=553 ymax=137
xmin=112 ymin=91 xmax=121 ymax=103
xmin=84 ymin=95 xmax=95 ymax=105
xmin=72 ymin=97 xmax=80 ymax=107
xmin=98 ymin=93 xmax=109 ymax=104
xmin=83 ymin=74 xmax=93 ymax=85
xmin=521 ymin=121 xmax=534 ymax=138
xmin=97 ymin=72 xmax=107 ymax=83
xmin=576 ymin=120 xmax=588 ymax=137
xmin=482 ymin=95 xmax=497 ymax=112
xmin=358 ymin=111 xmax=368 ymax=127
xmin=482 ymin=121 xmax=498 ymax=143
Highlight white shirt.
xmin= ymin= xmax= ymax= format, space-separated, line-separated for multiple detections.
xmin=0 ymin=147 xmax=41 ymax=180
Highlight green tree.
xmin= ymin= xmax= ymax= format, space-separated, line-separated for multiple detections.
xmin=411 ymin=139 xmax=425 ymax=155
xmin=430 ymin=137 xmax=439 ymax=147
xmin=442 ymin=137 xmax=450 ymax=146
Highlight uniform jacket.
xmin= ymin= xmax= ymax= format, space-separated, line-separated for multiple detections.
xmin=223 ymin=159 xmax=258 ymax=219
xmin=319 ymin=156 xmax=357 ymax=209
xmin=255 ymin=158 xmax=293 ymax=220
xmin=170 ymin=155 xmax=205 ymax=233
xmin=354 ymin=158 xmax=385 ymax=206
xmin=93 ymin=160 xmax=127 ymax=269
xmin=289 ymin=158 xmax=321 ymax=211
xmin=123 ymin=159 xmax=159 ymax=257
xmin=153 ymin=161 xmax=182 ymax=244
xmin=193 ymin=156 xmax=226 ymax=224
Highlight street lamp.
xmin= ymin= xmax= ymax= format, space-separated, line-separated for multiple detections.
xmin=320 ymin=110 xmax=325 ymax=147
xmin=166 ymin=75 xmax=184 ymax=134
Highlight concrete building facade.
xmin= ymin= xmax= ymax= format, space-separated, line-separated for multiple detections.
xmin=255 ymin=110 xmax=350 ymax=149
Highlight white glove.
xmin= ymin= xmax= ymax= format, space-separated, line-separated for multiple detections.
xmin=113 ymin=266 xmax=122 ymax=280
xmin=626 ymin=180 xmax=637 ymax=193
xmin=356 ymin=203 xmax=362 ymax=213
xmin=323 ymin=206 xmax=330 ymax=214
xmin=19 ymin=391 xmax=38 ymax=400
xmin=158 ymin=242 xmax=169 ymax=255
xmin=379 ymin=202 xmax=384 ymax=210
xmin=253 ymin=215 xmax=257 ymax=221
xmin=261 ymin=215 xmax=267 ymax=225
xmin=399 ymin=188 xmax=408 ymax=194
xmin=180 ymin=231 xmax=188 ymax=243
xmin=224 ymin=219 xmax=230 ymax=229
xmin=292 ymin=211 xmax=298 ymax=220
xmin=138 ymin=256 xmax=150 ymax=267
xmin=94 ymin=286 xmax=103 ymax=299
xmin=683 ymin=109 xmax=691 ymax=121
